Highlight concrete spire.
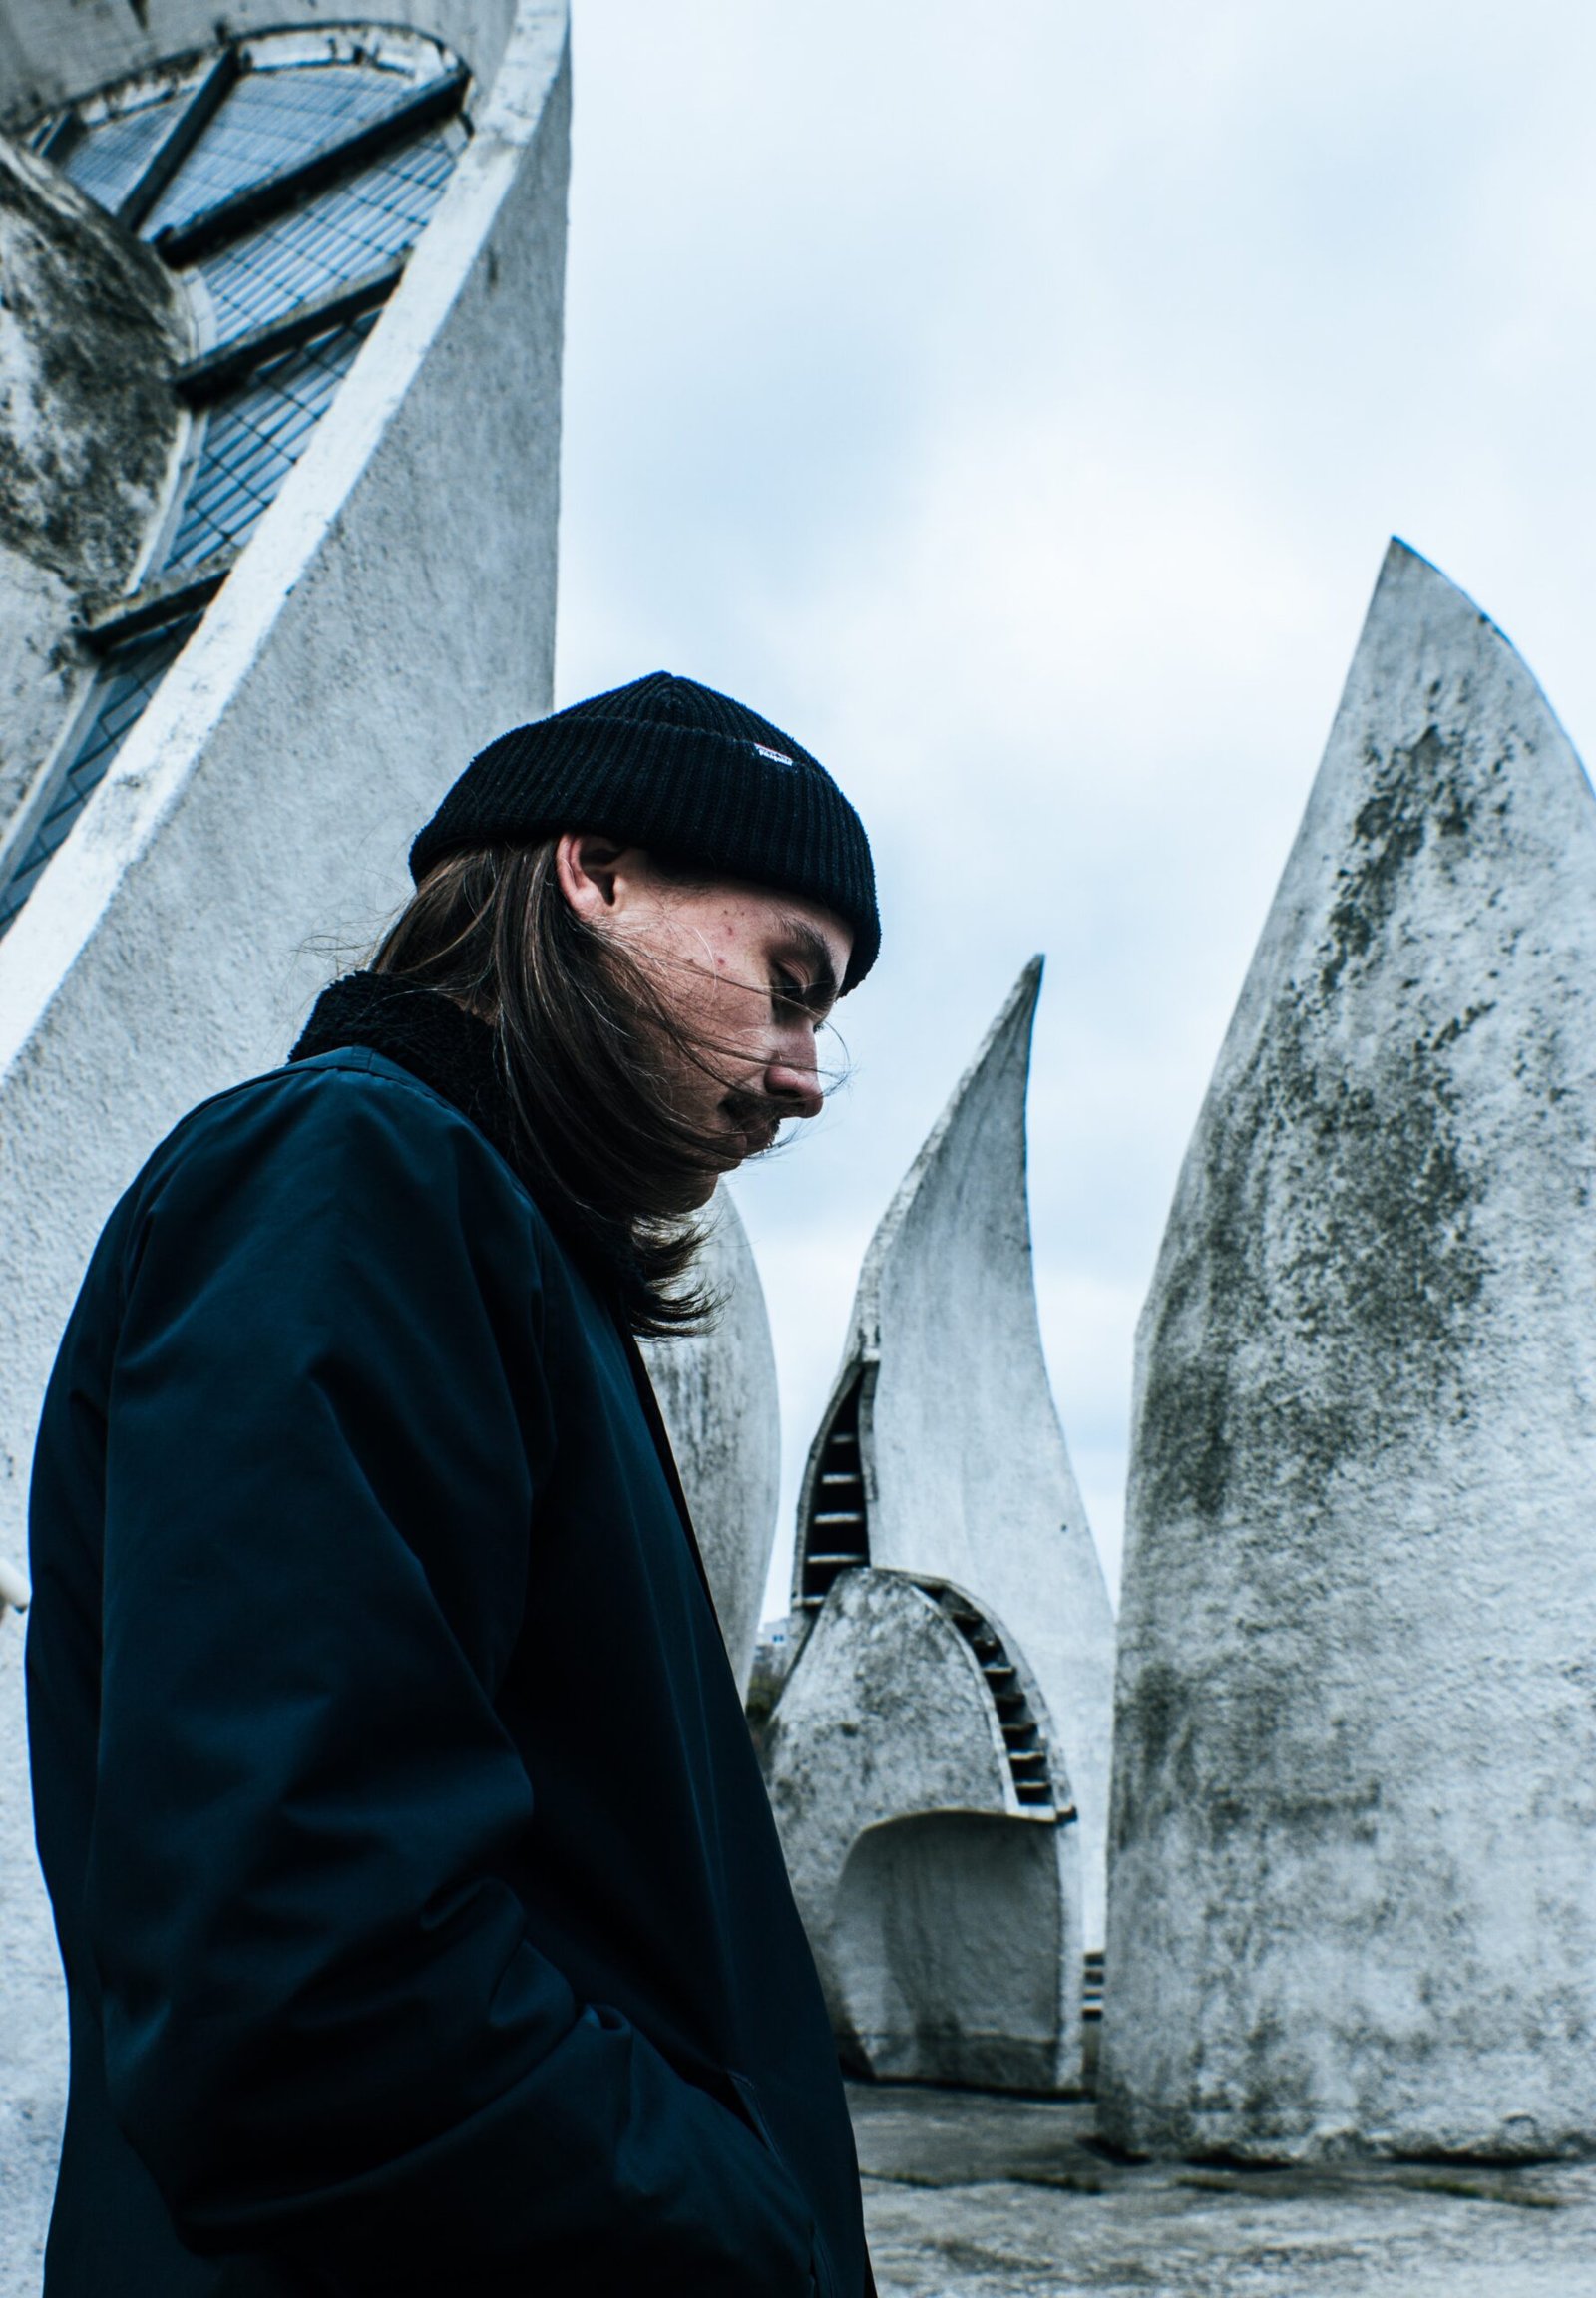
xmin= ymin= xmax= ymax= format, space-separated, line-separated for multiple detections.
xmin=1103 ymin=540 xmax=1596 ymax=2160
xmin=760 ymin=963 xmax=1109 ymax=2093
xmin=0 ymin=11 xmax=570 ymax=2277
xmin=641 ymin=1185 xmax=780 ymax=1700
xmin=792 ymin=957 xmax=1117 ymax=1947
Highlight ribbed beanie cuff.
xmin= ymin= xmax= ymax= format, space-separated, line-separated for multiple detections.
xmin=409 ymin=672 xmax=880 ymax=989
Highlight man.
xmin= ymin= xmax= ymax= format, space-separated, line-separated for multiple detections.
xmin=26 ymin=673 xmax=880 ymax=2295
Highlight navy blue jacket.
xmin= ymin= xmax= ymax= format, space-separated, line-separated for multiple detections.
xmin=27 ymin=990 xmax=867 ymax=2295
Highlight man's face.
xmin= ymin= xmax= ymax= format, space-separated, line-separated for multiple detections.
xmin=555 ymin=832 xmax=853 ymax=1201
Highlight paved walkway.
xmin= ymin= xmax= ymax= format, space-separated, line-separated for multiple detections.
xmin=850 ymin=2085 xmax=1596 ymax=2297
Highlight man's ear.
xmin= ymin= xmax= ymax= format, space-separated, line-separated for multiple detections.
xmin=556 ymin=831 xmax=633 ymax=921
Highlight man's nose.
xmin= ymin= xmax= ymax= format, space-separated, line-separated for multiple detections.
xmin=765 ymin=1044 xmax=824 ymax=1122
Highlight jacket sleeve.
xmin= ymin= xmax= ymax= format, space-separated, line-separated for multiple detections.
xmin=87 ymin=1066 xmax=815 ymax=2295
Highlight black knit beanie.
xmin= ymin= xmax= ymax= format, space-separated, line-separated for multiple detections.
xmin=410 ymin=672 xmax=880 ymax=990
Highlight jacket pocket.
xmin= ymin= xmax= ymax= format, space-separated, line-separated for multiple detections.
xmin=726 ymin=2072 xmax=840 ymax=2298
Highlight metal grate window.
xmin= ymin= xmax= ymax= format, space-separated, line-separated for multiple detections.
xmin=164 ymin=316 xmax=377 ymax=569
xmin=797 ymin=1372 xmax=871 ymax=1610
xmin=198 ymin=127 xmax=461 ymax=343
xmin=917 ymin=1581 xmax=1061 ymax=1814
xmin=1 ymin=33 xmax=467 ymax=938
xmin=140 ymin=62 xmax=425 ymax=240
xmin=61 ymin=92 xmax=189 ymax=213
xmin=0 ymin=621 xmax=200 ymax=936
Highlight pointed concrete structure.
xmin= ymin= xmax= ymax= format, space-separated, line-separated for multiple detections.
xmin=0 ymin=11 xmax=570 ymax=2278
xmin=790 ymin=958 xmax=1117 ymax=1948
xmin=763 ymin=1568 xmax=1082 ymax=2091
xmin=1103 ymin=541 xmax=1596 ymax=2161
xmin=762 ymin=962 xmax=1110 ymax=2093
xmin=641 ymin=1186 xmax=780 ymax=1700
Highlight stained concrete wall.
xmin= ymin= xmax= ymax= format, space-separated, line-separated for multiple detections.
xmin=0 ymin=7 xmax=569 ymax=2280
xmin=797 ymin=958 xmax=1117 ymax=1948
xmin=764 ymin=1568 xmax=1081 ymax=2093
xmin=641 ymin=1187 xmax=780 ymax=1700
xmin=0 ymin=134 xmax=189 ymax=857
xmin=1102 ymin=541 xmax=1596 ymax=2163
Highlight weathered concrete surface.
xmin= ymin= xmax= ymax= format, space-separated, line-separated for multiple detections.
xmin=0 ymin=134 xmax=188 ymax=852
xmin=0 ymin=4 xmax=524 ymax=128
xmin=796 ymin=959 xmax=1116 ymax=1947
xmin=640 ymin=1186 xmax=779 ymax=1699
xmin=851 ymin=2084 xmax=1596 ymax=2297
xmin=765 ymin=1567 xmax=1082 ymax=2092
xmin=1104 ymin=540 xmax=1596 ymax=2163
xmin=0 ymin=9 xmax=569 ymax=2284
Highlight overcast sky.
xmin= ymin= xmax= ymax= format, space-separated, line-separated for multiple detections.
xmin=553 ymin=0 xmax=1596 ymax=1614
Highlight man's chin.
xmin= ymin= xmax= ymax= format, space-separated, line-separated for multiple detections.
xmin=681 ymin=1130 xmax=770 ymax=1205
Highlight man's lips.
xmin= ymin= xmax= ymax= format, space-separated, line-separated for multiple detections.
xmin=721 ymin=1101 xmax=781 ymax=1158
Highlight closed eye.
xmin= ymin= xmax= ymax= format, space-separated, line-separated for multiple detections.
xmin=772 ymin=967 xmax=817 ymax=1026
xmin=769 ymin=919 xmax=840 ymax=1023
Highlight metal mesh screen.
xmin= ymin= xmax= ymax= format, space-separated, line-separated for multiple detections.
xmin=4 ymin=37 xmax=468 ymax=935
xmin=141 ymin=61 xmax=425 ymax=239
xmin=0 ymin=621 xmax=200 ymax=938
xmin=163 ymin=316 xmax=376 ymax=570
xmin=198 ymin=125 xmax=461 ymax=343
xmin=62 ymin=93 xmax=187 ymax=213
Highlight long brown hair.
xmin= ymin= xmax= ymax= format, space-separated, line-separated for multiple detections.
xmin=372 ymin=840 xmax=745 ymax=1336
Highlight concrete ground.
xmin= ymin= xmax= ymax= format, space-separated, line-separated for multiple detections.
xmin=849 ymin=2084 xmax=1596 ymax=2297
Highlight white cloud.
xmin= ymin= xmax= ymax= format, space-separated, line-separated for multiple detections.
xmin=560 ymin=0 xmax=1596 ymax=1603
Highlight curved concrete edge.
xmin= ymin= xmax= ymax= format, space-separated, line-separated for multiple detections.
xmin=1103 ymin=539 xmax=1596 ymax=2162
xmin=793 ymin=959 xmax=1116 ymax=1947
xmin=640 ymin=1186 xmax=780 ymax=1700
xmin=0 ymin=9 xmax=570 ymax=2277
xmin=763 ymin=1567 xmax=1083 ymax=2093
xmin=0 ymin=3 xmax=522 ymax=121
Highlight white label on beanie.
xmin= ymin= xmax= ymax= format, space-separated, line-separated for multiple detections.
xmin=752 ymin=743 xmax=794 ymax=765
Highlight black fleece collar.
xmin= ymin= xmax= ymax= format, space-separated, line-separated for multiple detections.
xmin=289 ymin=971 xmax=523 ymax=1178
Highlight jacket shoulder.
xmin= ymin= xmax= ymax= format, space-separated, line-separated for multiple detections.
xmin=112 ymin=1049 xmax=558 ymax=1283
xmin=151 ymin=1049 xmax=525 ymax=1190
